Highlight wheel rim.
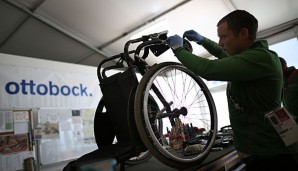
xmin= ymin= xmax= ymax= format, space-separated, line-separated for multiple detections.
xmin=137 ymin=63 xmax=217 ymax=164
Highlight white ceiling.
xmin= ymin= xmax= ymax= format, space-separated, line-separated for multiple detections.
xmin=1 ymin=0 xmax=298 ymax=67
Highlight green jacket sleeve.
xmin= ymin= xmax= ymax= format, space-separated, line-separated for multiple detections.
xmin=200 ymin=37 xmax=228 ymax=59
xmin=174 ymin=40 xmax=280 ymax=82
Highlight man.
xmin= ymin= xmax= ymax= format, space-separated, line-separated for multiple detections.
xmin=167 ymin=10 xmax=298 ymax=170
xmin=279 ymin=57 xmax=298 ymax=123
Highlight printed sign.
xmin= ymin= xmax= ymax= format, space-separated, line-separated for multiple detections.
xmin=0 ymin=63 xmax=102 ymax=108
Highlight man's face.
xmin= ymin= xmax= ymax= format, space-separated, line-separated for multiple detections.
xmin=217 ymin=21 xmax=244 ymax=56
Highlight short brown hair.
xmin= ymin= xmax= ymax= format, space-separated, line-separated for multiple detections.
xmin=217 ymin=10 xmax=258 ymax=41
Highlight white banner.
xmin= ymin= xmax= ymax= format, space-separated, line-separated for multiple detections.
xmin=0 ymin=63 xmax=102 ymax=108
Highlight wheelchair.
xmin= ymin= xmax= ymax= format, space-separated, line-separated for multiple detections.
xmin=64 ymin=30 xmax=218 ymax=170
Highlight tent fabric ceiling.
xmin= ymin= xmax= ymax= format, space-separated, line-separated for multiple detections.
xmin=0 ymin=0 xmax=298 ymax=67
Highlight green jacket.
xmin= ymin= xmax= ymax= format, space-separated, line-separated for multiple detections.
xmin=174 ymin=38 xmax=298 ymax=155
xmin=283 ymin=66 xmax=298 ymax=123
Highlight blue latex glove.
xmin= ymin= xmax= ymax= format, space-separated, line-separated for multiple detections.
xmin=167 ymin=35 xmax=183 ymax=51
xmin=183 ymin=30 xmax=204 ymax=44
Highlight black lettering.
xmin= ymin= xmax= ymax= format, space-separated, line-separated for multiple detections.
xmin=61 ymin=85 xmax=70 ymax=95
xmin=5 ymin=82 xmax=19 ymax=94
xmin=37 ymin=84 xmax=48 ymax=95
xmin=49 ymin=81 xmax=59 ymax=96
xmin=80 ymin=84 xmax=88 ymax=96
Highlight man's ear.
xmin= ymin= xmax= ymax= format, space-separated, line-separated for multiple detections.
xmin=240 ymin=28 xmax=249 ymax=39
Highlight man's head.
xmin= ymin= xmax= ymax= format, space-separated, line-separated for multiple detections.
xmin=279 ymin=57 xmax=287 ymax=75
xmin=217 ymin=10 xmax=258 ymax=55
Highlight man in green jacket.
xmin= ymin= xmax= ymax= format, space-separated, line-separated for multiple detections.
xmin=167 ymin=10 xmax=298 ymax=170
xmin=279 ymin=57 xmax=298 ymax=123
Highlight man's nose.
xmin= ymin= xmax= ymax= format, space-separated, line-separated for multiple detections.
xmin=218 ymin=40 xmax=223 ymax=48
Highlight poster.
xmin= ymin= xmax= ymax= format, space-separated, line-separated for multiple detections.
xmin=0 ymin=134 xmax=29 ymax=154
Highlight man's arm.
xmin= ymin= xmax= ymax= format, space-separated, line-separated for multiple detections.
xmin=174 ymin=47 xmax=277 ymax=81
xmin=201 ymin=37 xmax=228 ymax=59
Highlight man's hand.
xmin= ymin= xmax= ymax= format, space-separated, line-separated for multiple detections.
xmin=167 ymin=35 xmax=183 ymax=51
xmin=183 ymin=30 xmax=204 ymax=44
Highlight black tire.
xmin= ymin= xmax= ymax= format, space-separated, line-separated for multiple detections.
xmin=134 ymin=62 xmax=218 ymax=169
xmin=126 ymin=93 xmax=163 ymax=165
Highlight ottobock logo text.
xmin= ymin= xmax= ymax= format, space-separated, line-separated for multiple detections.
xmin=5 ymin=80 xmax=92 ymax=96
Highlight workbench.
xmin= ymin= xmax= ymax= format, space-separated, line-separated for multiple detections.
xmin=120 ymin=145 xmax=245 ymax=171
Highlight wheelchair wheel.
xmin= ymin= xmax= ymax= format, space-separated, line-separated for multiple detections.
xmin=94 ymin=98 xmax=153 ymax=165
xmin=134 ymin=62 xmax=218 ymax=169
